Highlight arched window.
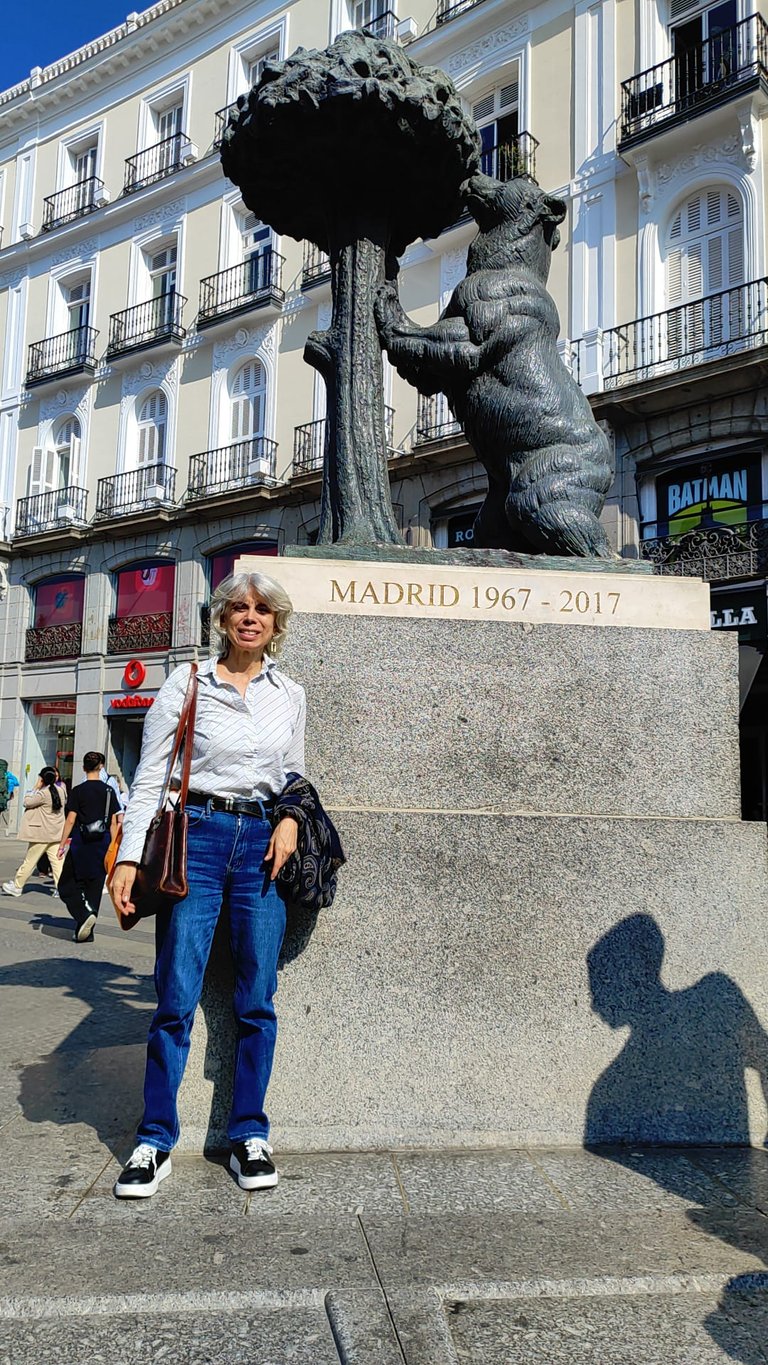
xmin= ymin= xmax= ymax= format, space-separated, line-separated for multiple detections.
xmin=137 ymin=389 xmax=167 ymax=466
xmin=231 ymin=359 xmax=266 ymax=444
xmin=665 ymin=186 xmax=745 ymax=354
xmin=52 ymin=415 xmax=81 ymax=488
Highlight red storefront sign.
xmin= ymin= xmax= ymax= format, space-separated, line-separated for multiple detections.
xmin=32 ymin=700 xmax=77 ymax=716
xmin=111 ymin=696 xmax=154 ymax=710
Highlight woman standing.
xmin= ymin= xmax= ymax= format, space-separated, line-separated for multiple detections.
xmin=58 ymin=752 xmax=122 ymax=943
xmin=110 ymin=570 xmax=305 ymax=1199
xmin=1 ymin=767 xmax=66 ymax=898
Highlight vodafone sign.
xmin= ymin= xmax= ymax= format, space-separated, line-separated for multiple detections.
xmin=103 ymin=691 xmax=157 ymax=716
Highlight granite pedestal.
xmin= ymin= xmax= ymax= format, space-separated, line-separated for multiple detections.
xmin=176 ymin=600 xmax=768 ymax=1151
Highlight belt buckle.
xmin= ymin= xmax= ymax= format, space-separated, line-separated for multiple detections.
xmin=223 ymin=796 xmax=235 ymax=813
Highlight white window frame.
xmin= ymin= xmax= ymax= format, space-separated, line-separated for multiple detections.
xmin=227 ymin=19 xmax=287 ymax=103
xmin=136 ymin=389 xmax=168 ymax=467
xmin=453 ymin=47 xmax=530 ymax=150
xmin=56 ymin=122 xmax=105 ymax=192
xmin=46 ymin=258 xmax=96 ymax=338
xmin=138 ymin=74 xmax=192 ymax=153
xmin=119 ymin=377 xmax=177 ymax=478
xmin=129 ymin=219 xmax=185 ymax=308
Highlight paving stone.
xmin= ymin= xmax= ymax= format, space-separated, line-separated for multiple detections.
xmin=0 ymin=1308 xmax=341 ymax=1365
xmin=444 ymin=1291 xmax=768 ymax=1365
xmin=393 ymin=1150 xmax=565 ymax=1214
xmin=687 ymin=1148 xmax=768 ymax=1215
xmin=360 ymin=1210 xmax=768 ymax=1290
xmin=72 ymin=1155 xmax=249 ymax=1221
xmin=246 ymin=1153 xmax=406 ymax=1216
xmin=534 ymin=1147 xmax=739 ymax=1211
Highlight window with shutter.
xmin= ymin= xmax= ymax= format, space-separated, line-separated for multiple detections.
xmin=248 ymin=47 xmax=279 ymax=87
xmin=471 ymin=67 xmax=520 ymax=181
xmin=53 ymin=415 xmax=81 ymax=488
xmin=231 ymin=360 xmax=266 ymax=444
xmin=137 ymin=390 xmax=167 ymax=466
xmin=29 ymin=446 xmax=57 ymax=497
xmin=665 ymin=186 xmax=744 ymax=357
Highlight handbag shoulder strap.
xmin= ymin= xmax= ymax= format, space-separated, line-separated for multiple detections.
xmin=159 ymin=663 xmax=199 ymax=812
xmin=104 ymin=785 xmax=111 ymax=821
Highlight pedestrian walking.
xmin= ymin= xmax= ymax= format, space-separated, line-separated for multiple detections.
xmin=57 ymin=751 xmax=121 ymax=943
xmin=2 ymin=767 xmax=66 ymax=897
xmin=110 ymin=569 xmax=306 ymax=1199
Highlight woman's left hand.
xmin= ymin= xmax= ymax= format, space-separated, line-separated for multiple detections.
xmin=264 ymin=816 xmax=298 ymax=881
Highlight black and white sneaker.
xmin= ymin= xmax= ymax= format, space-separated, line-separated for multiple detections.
xmin=114 ymin=1143 xmax=172 ymax=1198
xmin=74 ymin=913 xmax=97 ymax=943
xmin=230 ymin=1137 xmax=278 ymax=1190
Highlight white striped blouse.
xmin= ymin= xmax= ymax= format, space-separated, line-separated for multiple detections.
xmin=119 ymin=654 xmax=306 ymax=862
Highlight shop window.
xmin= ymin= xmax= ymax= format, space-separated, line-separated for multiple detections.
xmin=116 ymin=561 xmax=175 ymax=618
xmin=34 ymin=575 xmax=85 ymax=628
xmin=645 ymin=451 xmax=765 ymax=540
xmin=431 ymin=503 xmax=483 ymax=549
xmin=210 ymin=540 xmax=278 ymax=590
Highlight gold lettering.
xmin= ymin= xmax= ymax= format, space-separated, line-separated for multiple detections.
xmin=407 ymin=583 xmax=424 ymax=606
xmin=439 ymin=583 xmax=460 ymax=607
xmin=331 ymin=579 xmax=356 ymax=603
xmin=359 ymin=581 xmax=380 ymax=605
xmin=383 ymin=581 xmax=404 ymax=605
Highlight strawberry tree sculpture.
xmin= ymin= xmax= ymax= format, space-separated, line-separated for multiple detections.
xmin=221 ymin=30 xmax=479 ymax=546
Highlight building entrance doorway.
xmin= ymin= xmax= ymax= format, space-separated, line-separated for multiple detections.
xmin=108 ymin=714 xmax=146 ymax=791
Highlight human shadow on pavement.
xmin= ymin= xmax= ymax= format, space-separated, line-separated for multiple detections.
xmin=0 ymin=956 xmax=155 ymax=1158
xmin=584 ymin=914 xmax=768 ymax=1365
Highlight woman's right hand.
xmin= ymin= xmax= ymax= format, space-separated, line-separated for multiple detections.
xmin=111 ymin=862 xmax=139 ymax=913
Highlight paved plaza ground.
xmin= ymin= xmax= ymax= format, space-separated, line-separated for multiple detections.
xmin=1 ymin=835 xmax=768 ymax=1363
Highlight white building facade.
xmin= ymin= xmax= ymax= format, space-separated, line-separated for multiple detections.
xmin=0 ymin=0 xmax=766 ymax=813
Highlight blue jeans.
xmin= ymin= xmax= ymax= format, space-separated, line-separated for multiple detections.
xmin=137 ymin=803 xmax=286 ymax=1151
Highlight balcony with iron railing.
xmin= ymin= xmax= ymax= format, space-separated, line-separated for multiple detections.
xmin=640 ymin=508 xmax=768 ymax=582
xmin=302 ymin=242 xmax=332 ymax=290
xmin=443 ymin=134 xmax=539 ymax=234
xmin=414 ymin=393 xmax=463 ymax=444
xmin=15 ymin=486 xmax=89 ymax=538
xmin=26 ymin=325 xmax=99 ymax=387
xmin=214 ymin=102 xmax=239 ymax=150
xmin=198 ymin=251 xmax=285 ymax=327
xmin=598 ymin=277 xmax=768 ymax=391
xmin=124 ymin=133 xmax=195 ymax=193
xmin=25 ymin=622 xmax=83 ymax=662
xmin=186 ymin=437 xmax=279 ymax=501
xmin=94 ymin=463 xmax=176 ymax=520
xmin=620 ymin=14 xmax=768 ymax=148
xmin=362 ymin=8 xmax=399 ymax=38
xmin=42 ymin=177 xmax=107 ymax=231
xmin=106 ymin=291 xmax=186 ymax=359
xmin=293 ymin=408 xmax=396 ymax=475
xmin=107 ymin=612 xmax=173 ymax=654
xmin=414 ymin=0 xmax=489 ymax=39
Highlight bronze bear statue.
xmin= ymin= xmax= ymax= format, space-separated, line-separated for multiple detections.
xmin=375 ymin=173 xmax=615 ymax=558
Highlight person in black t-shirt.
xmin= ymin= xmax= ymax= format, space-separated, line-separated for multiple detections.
xmin=57 ymin=751 xmax=121 ymax=943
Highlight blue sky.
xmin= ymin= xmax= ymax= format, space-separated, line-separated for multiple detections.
xmin=1 ymin=1 xmax=135 ymax=92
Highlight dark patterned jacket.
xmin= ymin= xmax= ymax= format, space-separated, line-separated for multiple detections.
xmin=274 ymin=773 xmax=346 ymax=911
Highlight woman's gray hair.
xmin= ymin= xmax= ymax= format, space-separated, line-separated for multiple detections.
xmin=210 ymin=569 xmax=294 ymax=658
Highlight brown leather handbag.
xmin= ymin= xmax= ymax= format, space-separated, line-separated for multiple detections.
xmin=107 ymin=663 xmax=198 ymax=931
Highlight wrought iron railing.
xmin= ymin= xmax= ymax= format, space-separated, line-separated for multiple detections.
xmin=187 ymin=437 xmax=279 ymax=500
xmin=214 ymin=102 xmax=239 ymax=149
xmin=26 ymin=325 xmax=98 ymax=386
xmin=25 ymin=622 xmax=83 ymax=662
xmin=107 ymin=612 xmax=173 ymax=654
xmin=436 ymin=0 xmax=487 ymax=25
xmin=362 ymin=9 xmax=399 ymax=38
xmin=198 ymin=252 xmax=285 ymax=325
xmin=415 ymin=393 xmax=463 ymax=443
xmin=42 ymin=177 xmax=106 ymax=231
xmin=620 ymin=14 xmax=768 ymax=144
xmin=124 ymin=133 xmax=194 ymax=193
xmin=293 ymin=408 xmax=395 ymax=475
xmin=602 ymin=277 xmax=768 ymax=389
xmin=106 ymin=291 xmax=186 ymax=357
xmin=15 ymin=486 xmax=88 ymax=537
xmin=94 ymin=463 xmax=176 ymax=519
xmin=480 ymin=132 xmax=538 ymax=183
xmin=302 ymin=242 xmax=332 ymax=289
xmin=641 ymin=516 xmax=768 ymax=582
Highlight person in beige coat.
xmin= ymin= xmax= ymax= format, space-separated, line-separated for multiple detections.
xmin=2 ymin=767 xmax=66 ymax=897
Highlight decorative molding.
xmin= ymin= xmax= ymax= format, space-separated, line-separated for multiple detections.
xmin=655 ymin=135 xmax=744 ymax=187
xmin=634 ymin=153 xmax=655 ymax=215
xmin=132 ymin=198 xmax=186 ymax=233
xmin=120 ymin=355 xmax=178 ymax=402
xmin=440 ymin=247 xmax=467 ymax=300
xmin=0 ymin=269 xmax=25 ymax=291
xmin=38 ymin=384 xmax=89 ymax=422
xmin=212 ymin=321 xmax=273 ymax=370
xmin=735 ymin=100 xmax=757 ymax=171
xmin=445 ymin=16 xmax=530 ymax=77
xmin=49 ymin=236 xmax=99 ymax=267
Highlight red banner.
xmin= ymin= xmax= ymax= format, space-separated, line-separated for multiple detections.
xmin=32 ymin=700 xmax=77 ymax=716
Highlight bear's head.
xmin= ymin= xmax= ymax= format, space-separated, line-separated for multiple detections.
xmin=462 ymin=174 xmax=567 ymax=278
